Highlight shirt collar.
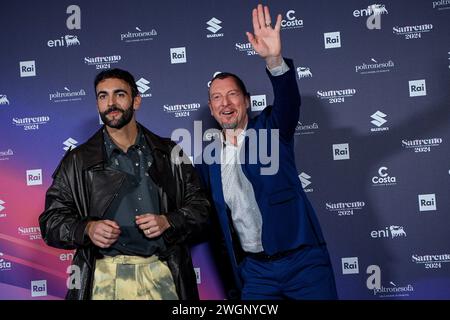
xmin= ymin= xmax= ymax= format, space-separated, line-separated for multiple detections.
xmin=103 ymin=126 xmax=146 ymax=158
xmin=221 ymin=124 xmax=248 ymax=147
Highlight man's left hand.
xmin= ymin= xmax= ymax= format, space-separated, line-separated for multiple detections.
xmin=246 ymin=4 xmax=283 ymax=69
xmin=135 ymin=213 xmax=171 ymax=238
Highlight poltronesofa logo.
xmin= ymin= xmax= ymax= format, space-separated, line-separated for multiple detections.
xmin=355 ymin=58 xmax=395 ymax=75
xmin=366 ymin=265 xmax=414 ymax=298
xmin=49 ymin=87 xmax=86 ymax=103
xmin=433 ymin=0 xmax=450 ymax=10
xmin=0 ymin=149 xmax=14 ymax=161
xmin=295 ymin=121 xmax=319 ymax=136
xmin=120 ymin=27 xmax=157 ymax=43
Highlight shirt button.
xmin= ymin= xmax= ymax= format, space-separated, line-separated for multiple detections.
xmin=135 ymin=163 xmax=139 ymax=166
xmin=138 ymin=197 xmax=142 ymax=201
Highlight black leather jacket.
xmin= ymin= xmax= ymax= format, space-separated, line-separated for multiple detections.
xmin=39 ymin=124 xmax=210 ymax=300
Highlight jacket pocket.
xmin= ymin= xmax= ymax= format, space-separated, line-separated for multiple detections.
xmin=268 ymin=187 xmax=297 ymax=205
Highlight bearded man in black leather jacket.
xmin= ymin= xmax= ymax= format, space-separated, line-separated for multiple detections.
xmin=39 ymin=68 xmax=210 ymax=300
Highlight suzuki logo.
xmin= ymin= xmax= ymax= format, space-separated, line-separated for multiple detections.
xmin=299 ymin=172 xmax=312 ymax=189
xmin=63 ymin=137 xmax=78 ymax=151
xmin=206 ymin=17 xmax=222 ymax=33
xmin=136 ymin=78 xmax=150 ymax=94
xmin=371 ymin=111 xmax=387 ymax=127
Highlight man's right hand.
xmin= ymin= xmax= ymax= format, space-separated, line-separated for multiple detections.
xmin=85 ymin=220 xmax=121 ymax=248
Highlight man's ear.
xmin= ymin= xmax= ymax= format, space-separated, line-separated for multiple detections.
xmin=133 ymin=95 xmax=142 ymax=110
xmin=245 ymin=96 xmax=250 ymax=109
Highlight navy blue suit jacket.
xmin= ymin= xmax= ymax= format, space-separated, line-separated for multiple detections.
xmin=198 ymin=59 xmax=326 ymax=289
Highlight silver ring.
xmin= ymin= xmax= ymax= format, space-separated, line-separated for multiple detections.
xmin=265 ymin=22 xmax=271 ymax=28
xmin=146 ymin=229 xmax=150 ymax=235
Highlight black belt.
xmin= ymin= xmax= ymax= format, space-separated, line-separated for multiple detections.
xmin=245 ymin=245 xmax=305 ymax=262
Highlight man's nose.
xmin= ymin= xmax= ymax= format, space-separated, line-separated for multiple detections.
xmin=222 ymin=94 xmax=230 ymax=105
xmin=107 ymin=95 xmax=116 ymax=106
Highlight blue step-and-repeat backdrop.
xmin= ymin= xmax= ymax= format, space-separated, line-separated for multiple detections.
xmin=0 ymin=0 xmax=449 ymax=299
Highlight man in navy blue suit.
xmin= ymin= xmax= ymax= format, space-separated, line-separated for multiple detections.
xmin=197 ymin=4 xmax=337 ymax=299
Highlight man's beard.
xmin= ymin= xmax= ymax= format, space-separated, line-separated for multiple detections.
xmin=221 ymin=121 xmax=238 ymax=129
xmin=100 ymin=104 xmax=134 ymax=129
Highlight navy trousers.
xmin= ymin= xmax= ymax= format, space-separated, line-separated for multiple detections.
xmin=239 ymin=245 xmax=338 ymax=300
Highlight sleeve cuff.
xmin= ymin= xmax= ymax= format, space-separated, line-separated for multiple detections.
xmin=267 ymin=59 xmax=290 ymax=76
